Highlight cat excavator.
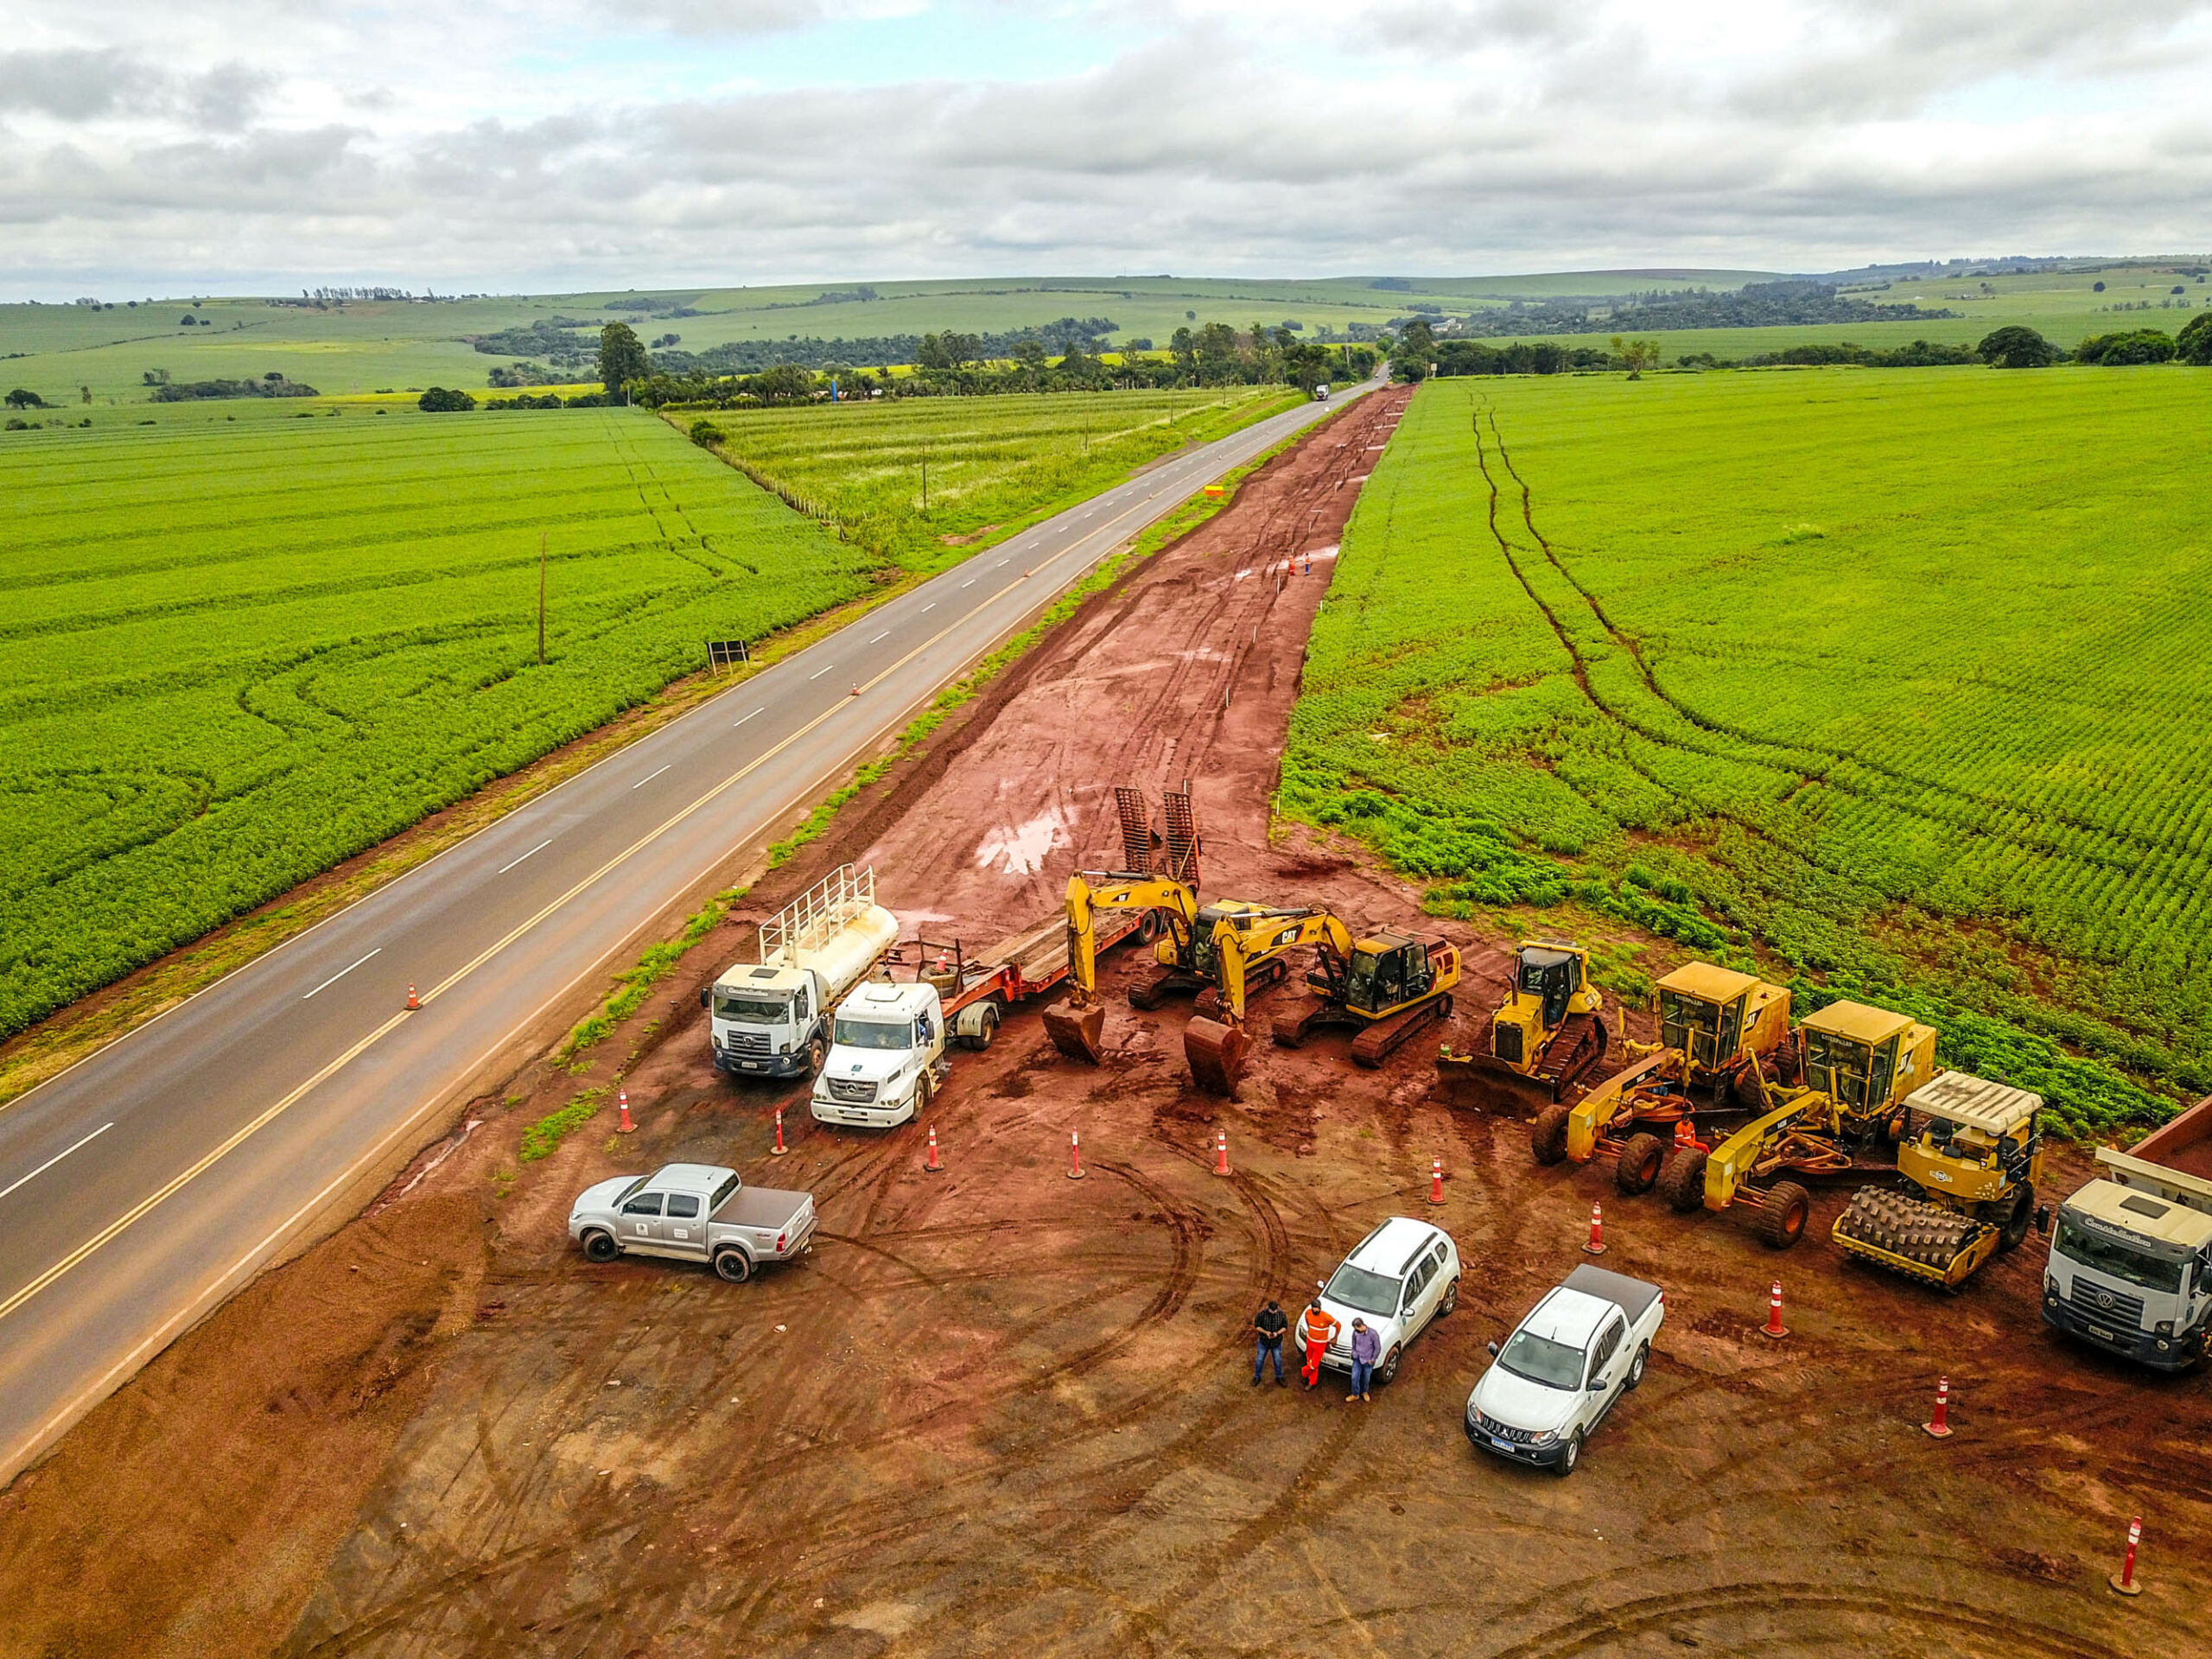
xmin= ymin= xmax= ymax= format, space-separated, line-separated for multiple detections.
xmin=1182 ymin=909 xmax=1356 ymax=1096
xmin=1041 ymin=868 xmax=1200 ymax=1064
xmin=1179 ymin=914 xmax=1462 ymax=1096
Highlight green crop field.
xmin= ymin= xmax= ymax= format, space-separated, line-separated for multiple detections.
xmin=1287 ymin=365 xmax=2212 ymax=1135
xmin=676 ymin=385 xmax=1302 ymax=576
xmin=0 ymin=384 xmax=1297 ymax=1038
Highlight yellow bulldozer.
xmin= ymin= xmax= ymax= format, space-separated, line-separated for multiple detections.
xmin=1654 ymin=998 xmax=1938 ymax=1249
xmin=1432 ymin=942 xmax=1608 ymax=1116
xmin=1832 ymin=1071 xmax=2044 ymax=1289
xmin=1041 ymin=869 xmax=1199 ymax=1064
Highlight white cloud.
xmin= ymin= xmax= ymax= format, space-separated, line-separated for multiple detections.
xmin=0 ymin=0 xmax=2207 ymax=293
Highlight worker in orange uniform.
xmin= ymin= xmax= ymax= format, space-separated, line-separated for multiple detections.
xmin=1298 ymin=1284 xmax=1340 ymax=1389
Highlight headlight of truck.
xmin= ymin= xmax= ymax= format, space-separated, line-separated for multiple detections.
xmin=2156 ymin=1320 xmax=2174 ymax=1337
xmin=1531 ymin=1429 xmax=1558 ymax=1447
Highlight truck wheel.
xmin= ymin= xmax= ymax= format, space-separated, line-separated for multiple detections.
xmin=1758 ymin=1181 xmax=1812 ymax=1249
xmin=1658 ymin=1147 xmax=1708 ymax=1213
xmin=969 ymin=1003 xmax=1000 ymax=1051
xmin=1615 ymin=1133 xmax=1665 ymax=1196
xmin=1625 ymin=1341 xmax=1649 ymax=1389
xmin=1137 ymin=908 xmax=1162 ymax=943
xmin=1998 ymin=1182 xmax=2035 ymax=1254
xmin=1531 ymin=1106 xmax=1571 ymax=1166
xmin=582 ymin=1230 xmax=619 ymax=1263
xmin=916 ymin=1071 xmax=935 ymax=1116
xmin=1553 ymin=1431 xmax=1583 ymax=1478
xmin=1376 ymin=1344 xmax=1402 ymax=1387
xmin=713 ymin=1249 xmax=752 ymax=1283
xmin=1437 ymin=1277 xmax=1459 ymax=1319
xmin=807 ymin=1036 xmax=827 ymax=1074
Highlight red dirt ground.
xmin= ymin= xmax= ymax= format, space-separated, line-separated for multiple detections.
xmin=1 ymin=387 xmax=2202 ymax=1659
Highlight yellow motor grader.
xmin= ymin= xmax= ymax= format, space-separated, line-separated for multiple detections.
xmin=1654 ymin=998 xmax=1937 ymax=1250
xmin=1832 ymin=1071 xmax=2044 ymax=1289
xmin=1432 ymin=942 xmax=1608 ymax=1116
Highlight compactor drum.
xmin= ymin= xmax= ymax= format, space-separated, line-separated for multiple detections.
xmin=1832 ymin=1071 xmax=2044 ymax=1290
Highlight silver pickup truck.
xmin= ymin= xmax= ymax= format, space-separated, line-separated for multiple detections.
xmin=1465 ymin=1263 xmax=1665 ymax=1477
xmin=568 ymin=1161 xmax=816 ymax=1283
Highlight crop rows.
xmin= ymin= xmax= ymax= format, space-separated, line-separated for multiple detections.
xmin=0 ymin=408 xmax=873 ymax=1038
xmin=1287 ymin=367 xmax=2212 ymax=1122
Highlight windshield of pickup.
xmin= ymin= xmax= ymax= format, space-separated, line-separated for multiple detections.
xmin=1324 ymin=1262 xmax=1402 ymax=1319
xmin=715 ymin=994 xmax=787 ymax=1022
xmin=2056 ymin=1213 xmax=2187 ymax=1294
xmin=833 ymin=1017 xmax=916 ymax=1051
xmin=1497 ymin=1328 xmax=1586 ymax=1389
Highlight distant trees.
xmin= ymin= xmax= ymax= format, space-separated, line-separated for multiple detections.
xmin=1976 ymin=326 xmax=2058 ymax=368
xmin=597 ymin=321 xmax=651 ymax=393
xmin=1611 ymin=334 xmax=1661 ymax=378
xmin=418 ymin=387 xmax=477 ymax=411
xmin=4 ymin=389 xmax=44 ymax=409
xmin=2074 ymin=329 xmax=2176 ymax=365
xmin=2177 ymin=313 xmax=2212 ymax=365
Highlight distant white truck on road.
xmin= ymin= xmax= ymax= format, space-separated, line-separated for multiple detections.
xmin=702 ymin=865 xmax=899 ymax=1081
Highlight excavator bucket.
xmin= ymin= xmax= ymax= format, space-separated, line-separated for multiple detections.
xmin=1433 ymin=1051 xmax=1560 ymax=1119
xmin=1043 ymin=1001 xmax=1108 ymax=1065
xmin=1184 ymin=1014 xmax=1252 ymax=1096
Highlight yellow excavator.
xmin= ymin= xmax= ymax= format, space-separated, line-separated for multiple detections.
xmin=1041 ymin=870 xmax=1200 ymax=1064
xmin=1254 ymin=922 xmax=1461 ymax=1077
xmin=1433 ymin=942 xmax=1608 ymax=1116
xmin=1182 ymin=910 xmax=1355 ymax=1096
xmin=1134 ymin=897 xmax=1309 ymax=1011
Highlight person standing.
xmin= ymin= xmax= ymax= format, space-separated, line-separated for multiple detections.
xmin=1298 ymin=1287 xmax=1339 ymax=1389
xmin=1349 ymin=1318 xmax=1381 ymax=1402
xmin=1251 ymin=1299 xmax=1289 ymax=1387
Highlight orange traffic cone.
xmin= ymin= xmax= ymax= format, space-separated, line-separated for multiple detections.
xmin=1582 ymin=1200 xmax=1605 ymax=1255
xmin=1923 ymin=1374 xmax=1954 ymax=1439
xmin=770 ymin=1107 xmax=787 ymax=1157
xmin=405 ymin=982 xmax=421 ymax=1010
xmin=1427 ymin=1157 xmax=1446 ymax=1205
xmin=616 ymin=1089 xmax=636 ymax=1135
xmin=925 ymin=1125 xmax=944 ymax=1173
xmin=1213 ymin=1128 xmax=1230 ymax=1177
xmin=850 ymin=682 xmax=861 ymax=697
xmin=1762 ymin=1279 xmax=1789 ymax=1340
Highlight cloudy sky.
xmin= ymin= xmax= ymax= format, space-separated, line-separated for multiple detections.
xmin=2 ymin=0 xmax=2207 ymax=296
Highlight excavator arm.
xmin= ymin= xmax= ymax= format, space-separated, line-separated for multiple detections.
xmin=1186 ymin=910 xmax=1352 ymax=1097
xmin=1044 ymin=871 xmax=1198 ymax=1063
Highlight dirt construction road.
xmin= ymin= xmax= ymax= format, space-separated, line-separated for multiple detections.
xmin=2 ymin=387 xmax=2205 ymax=1658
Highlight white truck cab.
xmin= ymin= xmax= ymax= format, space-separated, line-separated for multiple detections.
xmin=811 ymin=981 xmax=949 ymax=1128
xmin=704 ymin=866 xmax=898 ymax=1080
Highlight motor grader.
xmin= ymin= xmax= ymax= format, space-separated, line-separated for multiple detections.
xmin=1832 ymin=1071 xmax=2044 ymax=1290
xmin=1040 ymin=869 xmax=1198 ymax=1064
xmin=1653 ymin=998 xmax=1936 ymax=1250
xmin=1184 ymin=915 xmax=1461 ymax=1096
xmin=1520 ymin=960 xmax=1795 ymax=1191
xmin=1432 ymin=942 xmax=1608 ymax=1116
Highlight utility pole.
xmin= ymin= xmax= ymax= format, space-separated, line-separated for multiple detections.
xmin=537 ymin=531 xmax=548 ymax=665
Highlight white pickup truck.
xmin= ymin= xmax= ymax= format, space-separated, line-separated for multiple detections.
xmin=1464 ymin=1264 xmax=1664 ymax=1477
xmin=810 ymin=981 xmax=950 ymax=1128
xmin=568 ymin=1162 xmax=815 ymax=1283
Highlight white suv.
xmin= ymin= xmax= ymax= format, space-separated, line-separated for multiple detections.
xmin=1314 ymin=1217 xmax=1461 ymax=1387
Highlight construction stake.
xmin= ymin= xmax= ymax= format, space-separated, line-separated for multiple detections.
xmin=1067 ymin=1128 xmax=1086 ymax=1181
xmin=2110 ymin=1516 xmax=2145 ymax=1597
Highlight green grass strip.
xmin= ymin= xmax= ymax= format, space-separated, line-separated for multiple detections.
xmin=519 ymin=1086 xmax=609 ymax=1162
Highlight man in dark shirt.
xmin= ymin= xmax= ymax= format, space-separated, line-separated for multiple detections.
xmin=1252 ymin=1299 xmax=1289 ymax=1386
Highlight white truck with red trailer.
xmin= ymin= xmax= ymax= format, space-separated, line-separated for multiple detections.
xmin=809 ymin=903 xmax=1154 ymax=1128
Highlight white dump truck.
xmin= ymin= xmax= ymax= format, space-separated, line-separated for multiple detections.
xmin=810 ymin=980 xmax=950 ymax=1128
xmin=702 ymin=865 xmax=899 ymax=1081
xmin=2043 ymin=1096 xmax=2212 ymax=1371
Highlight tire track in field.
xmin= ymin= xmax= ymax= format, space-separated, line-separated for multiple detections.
xmin=1483 ymin=407 xmax=2174 ymax=877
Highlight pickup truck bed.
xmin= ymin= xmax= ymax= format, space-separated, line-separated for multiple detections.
xmin=715 ymin=1185 xmax=811 ymax=1227
xmin=1561 ymin=1263 xmax=1662 ymax=1326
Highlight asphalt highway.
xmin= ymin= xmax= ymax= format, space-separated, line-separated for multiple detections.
xmin=0 ymin=382 xmax=1375 ymax=1484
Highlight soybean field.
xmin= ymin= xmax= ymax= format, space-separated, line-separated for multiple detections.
xmin=1287 ymin=366 xmax=2212 ymax=1132
xmin=680 ymin=385 xmax=1301 ymax=575
xmin=0 ymin=404 xmax=870 ymax=1039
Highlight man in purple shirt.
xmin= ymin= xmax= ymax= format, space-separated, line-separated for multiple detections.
xmin=1349 ymin=1319 xmax=1381 ymax=1402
